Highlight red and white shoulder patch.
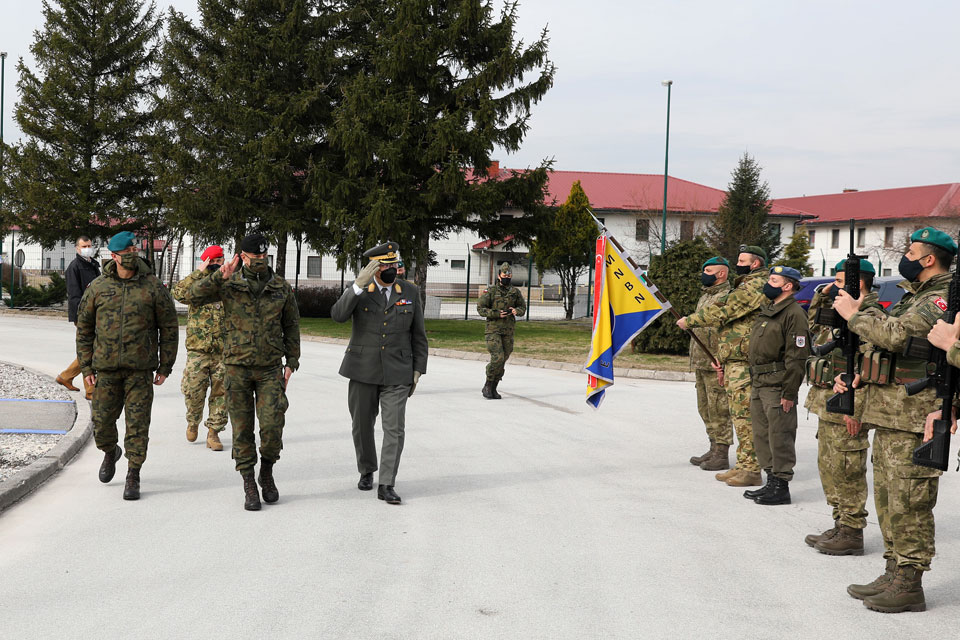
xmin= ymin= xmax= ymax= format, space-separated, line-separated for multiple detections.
xmin=934 ymin=296 xmax=948 ymax=312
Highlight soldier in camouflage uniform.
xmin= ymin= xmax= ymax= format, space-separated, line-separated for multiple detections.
xmin=171 ymin=245 xmax=227 ymax=451
xmin=803 ymin=260 xmax=879 ymax=555
xmin=688 ymin=256 xmax=734 ymax=471
xmin=187 ymin=234 xmax=301 ymax=512
xmin=679 ymin=245 xmax=768 ymax=488
xmin=833 ymin=227 xmax=956 ymax=613
xmin=76 ymin=231 xmax=179 ymax=501
xmin=477 ymin=262 xmax=527 ymax=399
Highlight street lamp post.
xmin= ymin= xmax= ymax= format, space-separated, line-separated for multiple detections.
xmin=1 ymin=52 xmax=8 ymax=303
xmin=660 ymin=80 xmax=672 ymax=256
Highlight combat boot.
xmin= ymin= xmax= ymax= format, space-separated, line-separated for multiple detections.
xmin=805 ymin=521 xmax=839 ymax=548
xmin=242 ymin=471 xmax=261 ymax=511
xmin=743 ymin=473 xmax=773 ymax=500
xmin=815 ymin=525 xmax=864 ymax=556
xmin=726 ymin=469 xmax=764 ymax=487
xmin=863 ymin=565 xmax=926 ymax=613
xmin=98 ymin=445 xmax=122 ymax=483
xmin=482 ymin=382 xmax=493 ymax=399
xmin=490 ymin=380 xmax=502 ymax=399
xmin=122 ymin=468 xmax=140 ymax=501
xmin=848 ymin=559 xmax=897 ymax=600
xmin=699 ymin=443 xmax=730 ymax=471
xmin=206 ymin=428 xmax=223 ymax=451
xmin=754 ymin=477 xmax=790 ymax=504
xmin=689 ymin=441 xmax=714 ymax=466
xmin=186 ymin=423 xmax=199 ymax=442
xmin=258 ymin=459 xmax=279 ymax=504
xmin=715 ymin=467 xmax=738 ymax=482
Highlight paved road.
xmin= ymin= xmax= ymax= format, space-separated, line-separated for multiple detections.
xmin=1 ymin=315 xmax=959 ymax=638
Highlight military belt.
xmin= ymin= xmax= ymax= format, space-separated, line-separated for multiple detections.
xmin=750 ymin=361 xmax=786 ymax=376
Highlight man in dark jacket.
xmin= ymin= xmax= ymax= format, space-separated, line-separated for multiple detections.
xmin=331 ymin=241 xmax=429 ymax=505
xmin=57 ymin=236 xmax=101 ymax=399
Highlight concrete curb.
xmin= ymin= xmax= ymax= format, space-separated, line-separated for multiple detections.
xmin=0 ymin=362 xmax=92 ymax=514
xmin=300 ymin=334 xmax=696 ymax=382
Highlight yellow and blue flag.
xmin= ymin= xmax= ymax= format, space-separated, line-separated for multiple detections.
xmin=584 ymin=233 xmax=670 ymax=408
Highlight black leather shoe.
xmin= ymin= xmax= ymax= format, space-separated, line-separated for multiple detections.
xmin=122 ymin=468 xmax=140 ymax=500
xmin=743 ymin=474 xmax=773 ymax=500
xmin=755 ymin=477 xmax=791 ymax=505
xmin=358 ymin=472 xmax=374 ymax=491
xmin=99 ymin=445 xmax=122 ymax=484
xmin=377 ymin=484 xmax=402 ymax=504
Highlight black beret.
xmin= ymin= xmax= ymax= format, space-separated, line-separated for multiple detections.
xmin=240 ymin=234 xmax=269 ymax=254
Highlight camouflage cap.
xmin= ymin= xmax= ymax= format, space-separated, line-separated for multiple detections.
xmin=363 ymin=241 xmax=400 ymax=264
xmin=499 ymin=262 xmax=512 ymax=275
xmin=107 ymin=231 xmax=136 ymax=252
xmin=911 ymin=227 xmax=958 ymax=255
xmin=834 ymin=258 xmax=876 ymax=275
xmin=702 ymin=256 xmax=730 ymax=270
xmin=739 ymin=244 xmax=767 ymax=263
xmin=770 ymin=265 xmax=802 ymax=280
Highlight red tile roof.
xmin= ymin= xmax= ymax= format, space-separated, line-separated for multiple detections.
xmin=472 ymin=236 xmax=515 ymax=250
xmin=775 ymin=183 xmax=960 ymax=224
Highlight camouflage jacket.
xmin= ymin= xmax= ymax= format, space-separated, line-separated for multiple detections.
xmin=685 ymin=267 xmax=767 ymax=363
xmin=689 ymin=279 xmax=731 ymax=370
xmin=477 ymin=283 xmax=527 ymax=334
xmin=850 ymin=272 xmax=951 ymax=432
xmin=804 ymin=288 xmax=880 ymax=423
xmin=948 ymin=341 xmax=960 ymax=369
xmin=171 ymin=269 xmax=225 ymax=354
xmin=748 ymin=296 xmax=810 ymax=401
xmin=76 ymin=258 xmax=179 ymax=377
xmin=185 ymin=267 xmax=301 ymax=370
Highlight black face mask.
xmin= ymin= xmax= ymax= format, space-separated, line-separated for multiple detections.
xmin=735 ymin=265 xmax=751 ymax=276
xmin=206 ymin=264 xmax=221 ymax=273
xmin=379 ymin=267 xmax=397 ymax=284
xmin=825 ymin=285 xmax=840 ymax=300
xmin=762 ymin=283 xmax=783 ymax=300
xmin=499 ymin=277 xmax=512 ymax=287
xmin=898 ymin=254 xmax=926 ymax=282
xmin=700 ymin=272 xmax=717 ymax=287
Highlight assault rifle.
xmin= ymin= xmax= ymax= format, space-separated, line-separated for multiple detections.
xmin=902 ymin=236 xmax=960 ymax=471
xmin=825 ymin=220 xmax=865 ymax=416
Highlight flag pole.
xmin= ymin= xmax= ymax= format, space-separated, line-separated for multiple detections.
xmin=587 ymin=210 xmax=719 ymax=367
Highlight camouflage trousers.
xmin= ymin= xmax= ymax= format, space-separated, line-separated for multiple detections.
xmin=180 ymin=350 xmax=227 ymax=432
xmin=695 ymin=368 xmax=733 ymax=445
xmin=722 ymin=361 xmax=759 ymax=472
xmin=869 ymin=426 xmax=941 ymax=570
xmin=92 ymin=369 xmax=154 ymax=470
xmin=485 ymin=331 xmax=515 ymax=382
xmin=816 ymin=418 xmax=869 ymax=529
xmin=224 ymin=365 xmax=289 ymax=473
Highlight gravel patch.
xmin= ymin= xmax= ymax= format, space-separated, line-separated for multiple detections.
xmin=0 ymin=434 xmax=64 ymax=482
xmin=0 ymin=363 xmax=72 ymax=401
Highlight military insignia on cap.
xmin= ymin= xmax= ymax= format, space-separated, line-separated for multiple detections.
xmin=922 ymin=230 xmax=930 ymax=238
xmin=774 ymin=266 xmax=782 ymax=273
xmin=796 ymin=336 xmax=806 ymax=348
xmin=739 ymin=244 xmax=747 ymax=251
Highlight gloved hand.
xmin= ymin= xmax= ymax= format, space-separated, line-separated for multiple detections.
xmin=409 ymin=371 xmax=422 ymax=397
xmin=355 ymin=260 xmax=380 ymax=288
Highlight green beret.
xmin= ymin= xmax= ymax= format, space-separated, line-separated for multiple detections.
xmin=910 ymin=227 xmax=958 ymax=255
xmin=701 ymin=256 xmax=730 ymax=270
xmin=738 ymin=244 xmax=767 ymax=263
xmin=770 ymin=265 xmax=802 ymax=281
xmin=834 ymin=258 xmax=876 ymax=275
xmin=107 ymin=231 xmax=136 ymax=252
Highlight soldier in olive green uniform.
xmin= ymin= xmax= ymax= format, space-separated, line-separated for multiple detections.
xmin=833 ymin=227 xmax=956 ymax=613
xmin=171 ymin=245 xmax=227 ymax=451
xmin=688 ymin=256 xmax=734 ymax=471
xmin=741 ymin=266 xmax=810 ymax=506
xmin=186 ymin=234 xmax=301 ymax=512
xmin=679 ymin=245 xmax=768 ymax=488
xmin=76 ymin=231 xmax=179 ymax=501
xmin=804 ymin=260 xmax=879 ymax=555
xmin=331 ymin=241 xmax=429 ymax=505
xmin=477 ymin=262 xmax=527 ymax=399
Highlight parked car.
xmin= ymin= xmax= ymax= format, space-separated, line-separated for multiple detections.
xmin=794 ymin=277 xmax=833 ymax=310
xmin=795 ymin=275 xmax=906 ymax=312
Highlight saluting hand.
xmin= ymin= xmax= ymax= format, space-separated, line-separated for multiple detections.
xmin=355 ymin=260 xmax=381 ymax=288
xmin=198 ymin=258 xmax=210 ymax=272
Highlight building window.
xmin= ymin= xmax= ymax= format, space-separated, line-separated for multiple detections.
xmin=808 ymin=230 xmax=815 ymax=246
xmin=857 ymin=228 xmax=866 ymax=247
xmin=46 ymin=257 xmax=51 ymax=270
xmin=60 ymin=257 xmax=65 ymax=270
xmin=831 ymin=229 xmax=840 ymax=249
xmin=307 ymin=256 xmax=322 ymax=278
xmin=884 ymin=227 xmax=894 ymax=248
xmin=61 ymin=240 xmax=66 ymax=248
xmin=883 ymin=268 xmax=891 ymax=276
xmin=499 ymin=213 xmax=513 ymax=220
xmin=770 ymin=223 xmax=781 ymax=239
xmin=451 ymin=259 xmax=466 ymax=270
xmin=635 ymin=219 xmax=649 ymax=241
xmin=267 ymin=255 xmax=274 ymax=267
xmin=680 ymin=220 xmax=694 ymax=241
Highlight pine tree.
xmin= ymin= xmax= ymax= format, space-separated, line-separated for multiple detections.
xmin=157 ymin=0 xmax=337 ymax=274
xmin=773 ymin=232 xmax=814 ymax=276
xmin=706 ymin=153 xmax=781 ymax=264
xmin=3 ymin=0 xmax=162 ymax=246
xmin=531 ymin=181 xmax=597 ymax=320
xmin=313 ymin=0 xmax=556 ymax=302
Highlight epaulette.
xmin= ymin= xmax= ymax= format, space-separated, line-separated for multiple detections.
xmin=367 ymin=283 xmax=376 ymax=293
xmin=394 ymin=283 xmax=401 ymax=293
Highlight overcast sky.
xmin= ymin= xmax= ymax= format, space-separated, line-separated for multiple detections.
xmin=2 ymin=0 xmax=957 ymax=198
